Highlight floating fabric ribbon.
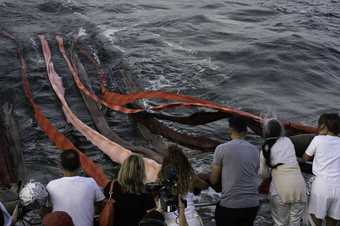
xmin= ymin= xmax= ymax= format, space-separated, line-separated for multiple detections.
xmin=73 ymin=39 xmax=317 ymax=135
xmin=1 ymin=31 xmax=108 ymax=187
xmin=39 ymin=35 xmax=160 ymax=182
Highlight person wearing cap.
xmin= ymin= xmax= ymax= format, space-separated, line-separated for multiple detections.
xmin=46 ymin=150 xmax=105 ymax=226
xmin=42 ymin=211 xmax=74 ymax=226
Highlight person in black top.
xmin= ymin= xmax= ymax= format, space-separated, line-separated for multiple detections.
xmin=104 ymin=154 xmax=156 ymax=226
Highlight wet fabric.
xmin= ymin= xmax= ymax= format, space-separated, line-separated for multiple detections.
xmin=41 ymin=35 xmax=160 ymax=182
xmin=73 ymin=38 xmax=318 ymax=136
xmin=1 ymin=32 xmax=109 ymax=188
xmin=42 ymin=211 xmax=74 ymax=226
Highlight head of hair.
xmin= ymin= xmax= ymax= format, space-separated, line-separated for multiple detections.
xmin=42 ymin=211 xmax=74 ymax=226
xmin=263 ymin=118 xmax=285 ymax=139
xmin=262 ymin=119 xmax=284 ymax=168
xmin=228 ymin=116 xmax=247 ymax=134
xmin=118 ymin=154 xmax=145 ymax=194
xmin=318 ymin=113 xmax=340 ymax=135
xmin=159 ymin=145 xmax=194 ymax=195
xmin=60 ymin=150 xmax=80 ymax=172
xmin=139 ymin=210 xmax=166 ymax=226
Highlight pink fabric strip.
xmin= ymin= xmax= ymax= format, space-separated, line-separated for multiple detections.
xmin=39 ymin=35 xmax=160 ymax=182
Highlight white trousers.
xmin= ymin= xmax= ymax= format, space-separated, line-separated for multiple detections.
xmin=309 ymin=177 xmax=340 ymax=220
xmin=270 ymin=195 xmax=306 ymax=226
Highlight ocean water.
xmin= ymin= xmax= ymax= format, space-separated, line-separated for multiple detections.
xmin=1 ymin=0 xmax=339 ymax=225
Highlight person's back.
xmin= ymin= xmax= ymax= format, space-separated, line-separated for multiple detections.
xmin=47 ymin=150 xmax=104 ymax=226
xmin=216 ymin=139 xmax=259 ymax=208
xmin=308 ymin=135 xmax=340 ymax=181
xmin=211 ymin=117 xmax=259 ymax=226
xmin=260 ymin=119 xmax=306 ymax=226
xmin=47 ymin=176 xmax=103 ymax=226
xmin=104 ymin=154 xmax=156 ymax=226
xmin=303 ymin=113 xmax=340 ymax=226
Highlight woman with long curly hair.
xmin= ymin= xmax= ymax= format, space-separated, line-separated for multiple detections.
xmin=158 ymin=145 xmax=204 ymax=226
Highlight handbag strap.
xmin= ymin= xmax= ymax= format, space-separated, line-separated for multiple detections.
xmin=108 ymin=181 xmax=115 ymax=200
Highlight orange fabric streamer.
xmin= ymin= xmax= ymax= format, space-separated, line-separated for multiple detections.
xmin=1 ymin=32 xmax=109 ymax=187
xmin=72 ymin=38 xmax=317 ymax=135
xmin=39 ymin=35 xmax=160 ymax=182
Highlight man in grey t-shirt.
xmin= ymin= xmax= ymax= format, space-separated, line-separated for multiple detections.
xmin=210 ymin=116 xmax=260 ymax=226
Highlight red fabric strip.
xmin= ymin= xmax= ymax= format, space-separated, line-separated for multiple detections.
xmin=2 ymin=32 xmax=109 ymax=187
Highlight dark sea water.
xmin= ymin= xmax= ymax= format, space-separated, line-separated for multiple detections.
xmin=1 ymin=0 xmax=340 ymax=225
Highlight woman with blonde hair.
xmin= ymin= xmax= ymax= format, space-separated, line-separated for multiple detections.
xmin=158 ymin=145 xmax=204 ymax=226
xmin=104 ymin=154 xmax=156 ymax=226
xmin=259 ymin=118 xmax=306 ymax=226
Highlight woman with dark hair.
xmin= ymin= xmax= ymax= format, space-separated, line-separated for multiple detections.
xmin=104 ymin=154 xmax=156 ymax=226
xmin=158 ymin=146 xmax=203 ymax=226
xmin=259 ymin=119 xmax=306 ymax=226
xmin=303 ymin=113 xmax=340 ymax=226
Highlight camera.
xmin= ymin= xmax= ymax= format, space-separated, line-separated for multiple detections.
xmin=146 ymin=166 xmax=186 ymax=212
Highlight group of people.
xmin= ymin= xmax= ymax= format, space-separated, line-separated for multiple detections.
xmin=1 ymin=113 xmax=340 ymax=226
xmin=210 ymin=113 xmax=340 ymax=226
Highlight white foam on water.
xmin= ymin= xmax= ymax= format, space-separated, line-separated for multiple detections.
xmin=100 ymin=26 xmax=127 ymax=53
xmin=147 ymin=74 xmax=174 ymax=90
xmin=77 ymin=27 xmax=87 ymax=38
xmin=162 ymin=39 xmax=197 ymax=55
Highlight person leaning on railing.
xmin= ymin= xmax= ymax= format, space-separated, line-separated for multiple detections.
xmin=259 ymin=118 xmax=306 ymax=226
xmin=303 ymin=113 xmax=340 ymax=226
xmin=210 ymin=116 xmax=260 ymax=226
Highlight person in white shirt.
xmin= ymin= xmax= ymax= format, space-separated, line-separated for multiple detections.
xmin=46 ymin=150 xmax=105 ymax=226
xmin=259 ymin=119 xmax=306 ymax=226
xmin=303 ymin=113 xmax=340 ymax=226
